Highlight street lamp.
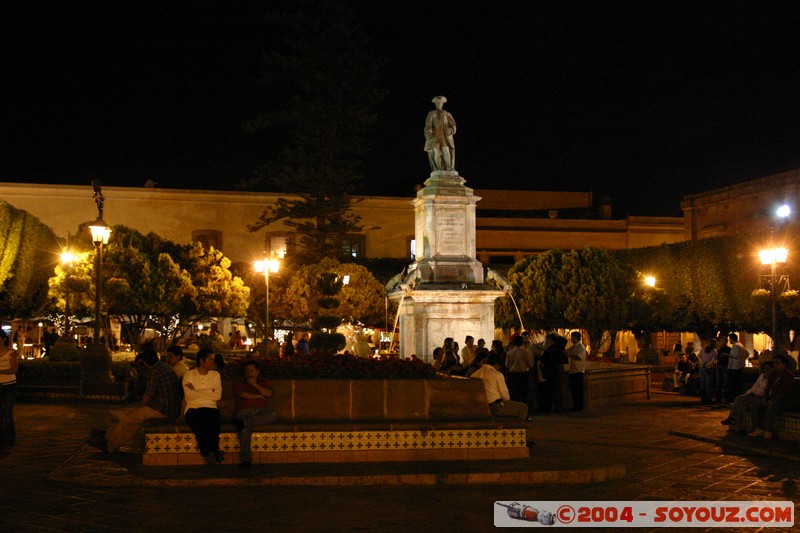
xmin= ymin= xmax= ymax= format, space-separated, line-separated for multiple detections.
xmin=254 ymin=256 xmax=280 ymax=341
xmin=89 ymin=218 xmax=111 ymax=345
xmin=759 ymin=247 xmax=788 ymax=350
xmin=644 ymin=276 xmax=656 ymax=288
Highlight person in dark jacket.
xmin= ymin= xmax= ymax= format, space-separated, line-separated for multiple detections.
xmin=538 ymin=333 xmax=566 ymax=413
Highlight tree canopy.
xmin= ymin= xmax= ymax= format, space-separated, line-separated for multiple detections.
xmin=616 ymin=231 xmax=792 ymax=344
xmin=257 ymin=257 xmax=387 ymax=329
xmin=49 ymin=225 xmax=249 ymax=349
xmin=504 ymin=248 xmax=634 ymax=352
xmin=501 ymin=228 xmax=800 ymax=352
xmin=0 ymin=200 xmax=59 ymax=318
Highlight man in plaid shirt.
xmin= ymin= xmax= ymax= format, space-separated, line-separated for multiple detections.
xmin=87 ymin=349 xmax=182 ymax=453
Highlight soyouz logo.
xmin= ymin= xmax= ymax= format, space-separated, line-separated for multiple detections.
xmin=494 ymin=501 xmax=794 ymax=528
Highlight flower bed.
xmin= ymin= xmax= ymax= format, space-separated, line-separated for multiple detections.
xmin=221 ymin=352 xmax=438 ymax=380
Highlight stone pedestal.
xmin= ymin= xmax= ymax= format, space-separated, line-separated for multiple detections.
xmin=410 ymin=171 xmax=484 ymax=284
xmin=394 ymin=288 xmax=504 ymax=361
xmin=389 ymin=171 xmax=508 ymax=359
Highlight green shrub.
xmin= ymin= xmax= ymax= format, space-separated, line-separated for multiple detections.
xmin=111 ymin=361 xmax=133 ymax=382
xmin=309 ymin=332 xmax=346 ymax=353
xmin=47 ymin=341 xmax=83 ymax=362
xmin=18 ymin=360 xmax=81 ymax=385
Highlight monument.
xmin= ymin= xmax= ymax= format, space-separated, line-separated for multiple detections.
xmin=388 ymin=96 xmax=509 ymax=360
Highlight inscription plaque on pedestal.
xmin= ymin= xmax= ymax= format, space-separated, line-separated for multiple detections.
xmin=436 ymin=208 xmax=465 ymax=256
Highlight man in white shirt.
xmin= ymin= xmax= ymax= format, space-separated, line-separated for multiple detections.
xmin=566 ymin=331 xmax=587 ymax=411
xmin=472 ymin=353 xmax=528 ymax=420
xmin=726 ymin=333 xmax=747 ymax=403
xmin=460 ymin=336 xmax=476 ymax=367
xmin=505 ymin=335 xmax=533 ymax=405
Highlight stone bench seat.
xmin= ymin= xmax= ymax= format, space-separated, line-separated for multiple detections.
xmin=144 ymin=417 xmax=532 ymax=433
xmin=143 ymin=378 xmax=532 ymax=465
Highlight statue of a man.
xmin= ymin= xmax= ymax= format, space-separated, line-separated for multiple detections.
xmin=92 ymin=179 xmax=105 ymax=220
xmin=424 ymin=95 xmax=456 ymax=171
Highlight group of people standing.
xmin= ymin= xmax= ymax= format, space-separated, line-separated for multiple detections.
xmin=433 ymin=331 xmax=588 ymax=420
xmin=672 ymin=334 xmax=748 ymax=404
xmin=87 ymin=347 xmax=276 ymax=469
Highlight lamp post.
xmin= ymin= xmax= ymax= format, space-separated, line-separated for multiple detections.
xmin=89 ymin=218 xmax=111 ymax=345
xmin=759 ymin=247 xmax=788 ymax=350
xmin=81 ymin=181 xmax=114 ymax=396
xmin=254 ymin=256 xmax=280 ymax=342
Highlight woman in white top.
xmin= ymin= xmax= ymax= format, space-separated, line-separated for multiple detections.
xmin=183 ymin=349 xmax=223 ymax=465
xmin=0 ymin=330 xmax=20 ymax=451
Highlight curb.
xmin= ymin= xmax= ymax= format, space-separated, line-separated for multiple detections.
xmin=133 ymin=464 xmax=626 ymax=487
xmin=47 ymin=446 xmax=626 ymax=487
xmin=668 ymin=430 xmax=800 ymax=463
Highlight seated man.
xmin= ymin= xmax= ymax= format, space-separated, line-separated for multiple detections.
xmin=748 ymin=355 xmax=799 ymax=439
xmin=232 ymin=360 xmax=277 ymax=469
xmin=471 ymin=353 xmax=528 ymax=420
xmin=87 ymin=349 xmax=181 ymax=453
xmin=164 ymin=345 xmax=189 ymax=379
xmin=721 ymin=361 xmax=772 ymax=433
xmin=674 ymin=353 xmax=693 ymax=391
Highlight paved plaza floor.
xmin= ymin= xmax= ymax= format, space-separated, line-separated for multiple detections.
xmin=1 ymin=392 xmax=798 ymax=532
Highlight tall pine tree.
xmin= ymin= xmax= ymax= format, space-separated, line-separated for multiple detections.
xmin=246 ymin=0 xmax=385 ymax=263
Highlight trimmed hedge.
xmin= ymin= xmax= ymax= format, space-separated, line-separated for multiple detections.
xmin=47 ymin=342 xmax=83 ymax=362
xmin=18 ymin=359 xmax=132 ymax=385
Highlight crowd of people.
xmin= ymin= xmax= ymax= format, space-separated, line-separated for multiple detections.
xmin=87 ymin=346 xmax=277 ymax=468
xmin=432 ymin=331 xmax=588 ymax=421
xmin=670 ymin=335 xmax=800 ymax=441
xmin=75 ymin=326 xmax=800 ymax=465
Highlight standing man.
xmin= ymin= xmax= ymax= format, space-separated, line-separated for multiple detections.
xmin=87 ymin=349 xmax=181 ymax=453
xmin=505 ymin=335 xmax=533 ymax=404
xmin=232 ymin=360 xmax=277 ymax=469
xmin=726 ymin=333 xmax=746 ymax=403
xmin=461 ymin=336 xmax=477 ymax=368
xmin=566 ymin=331 xmax=587 ymax=412
xmin=715 ymin=335 xmax=731 ymax=404
xmin=43 ymin=328 xmax=58 ymax=356
xmin=424 ymin=95 xmax=456 ymax=171
xmin=472 ymin=354 xmax=528 ymax=420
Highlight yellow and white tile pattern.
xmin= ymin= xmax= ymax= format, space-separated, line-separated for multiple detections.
xmin=146 ymin=429 xmax=527 ymax=455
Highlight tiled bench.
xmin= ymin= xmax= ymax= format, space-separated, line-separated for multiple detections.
xmin=762 ymin=412 xmax=800 ymax=442
xmin=739 ymin=411 xmax=800 ymax=442
xmin=143 ymin=421 xmax=530 ymax=465
xmin=143 ymin=378 xmax=532 ymax=466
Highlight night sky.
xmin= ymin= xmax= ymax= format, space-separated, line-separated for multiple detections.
xmin=4 ymin=1 xmax=800 ymax=217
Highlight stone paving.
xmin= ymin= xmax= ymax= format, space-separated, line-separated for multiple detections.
xmin=1 ymin=392 xmax=798 ymax=532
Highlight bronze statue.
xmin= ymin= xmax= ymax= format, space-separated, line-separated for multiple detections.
xmin=424 ymin=95 xmax=456 ymax=171
xmin=92 ymin=179 xmax=104 ymax=220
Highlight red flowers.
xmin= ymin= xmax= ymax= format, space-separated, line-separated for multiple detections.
xmin=225 ymin=352 xmax=438 ymax=380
